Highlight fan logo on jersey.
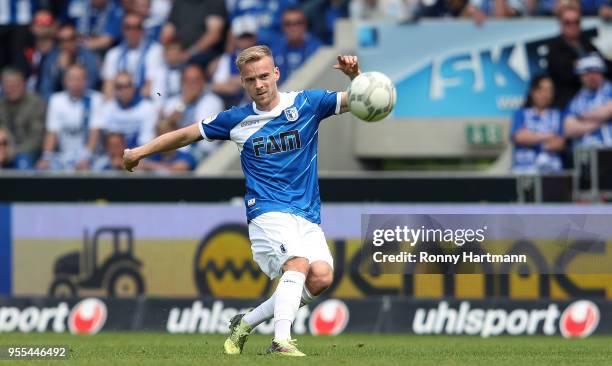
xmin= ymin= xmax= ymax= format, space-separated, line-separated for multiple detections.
xmin=284 ymin=107 xmax=299 ymax=122
xmin=252 ymin=130 xmax=302 ymax=157
xmin=68 ymin=298 xmax=108 ymax=335
xmin=309 ymin=299 xmax=350 ymax=336
xmin=559 ymin=300 xmax=600 ymax=338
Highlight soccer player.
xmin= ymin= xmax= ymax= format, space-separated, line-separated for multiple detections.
xmin=123 ymin=45 xmax=360 ymax=356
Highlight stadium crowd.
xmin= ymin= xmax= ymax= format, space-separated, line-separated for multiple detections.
xmin=0 ymin=0 xmax=610 ymax=173
xmin=0 ymin=0 xmax=337 ymax=172
xmin=510 ymin=4 xmax=612 ymax=173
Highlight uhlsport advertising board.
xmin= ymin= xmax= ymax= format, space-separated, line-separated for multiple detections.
xmin=0 ymin=297 xmax=605 ymax=337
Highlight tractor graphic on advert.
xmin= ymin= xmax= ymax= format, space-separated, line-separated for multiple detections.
xmin=49 ymin=227 xmax=146 ymax=298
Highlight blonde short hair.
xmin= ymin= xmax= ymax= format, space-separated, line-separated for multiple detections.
xmin=235 ymin=45 xmax=273 ymax=72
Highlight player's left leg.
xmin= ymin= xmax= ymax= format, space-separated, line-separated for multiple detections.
xmin=227 ymin=261 xmax=332 ymax=356
xmin=226 ymin=212 xmax=307 ymax=356
xmin=236 ymin=261 xmax=332 ymax=333
xmin=265 ymin=217 xmax=334 ymax=327
xmin=305 ymin=261 xmax=333 ymax=296
xmin=239 ymin=260 xmax=333 ymax=331
xmin=266 ymin=217 xmax=335 ymax=356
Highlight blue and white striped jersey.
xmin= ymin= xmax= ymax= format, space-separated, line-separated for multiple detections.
xmin=511 ymin=107 xmax=564 ymax=173
xmin=199 ymin=90 xmax=341 ymax=224
xmin=0 ymin=0 xmax=35 ymax=25
xmin=566 ymin=81 xmax=612 ymax=146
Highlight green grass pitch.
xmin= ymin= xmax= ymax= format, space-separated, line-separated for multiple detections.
xmin=0 ymin=333 xmax=610 ymax=366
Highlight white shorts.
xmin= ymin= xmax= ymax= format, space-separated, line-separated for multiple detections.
xmin=248 ymin=212 xmax=334 ymax=279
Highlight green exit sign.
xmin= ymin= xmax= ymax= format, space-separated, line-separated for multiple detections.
xmin=466 ymin=124 xmax=503 ymax=146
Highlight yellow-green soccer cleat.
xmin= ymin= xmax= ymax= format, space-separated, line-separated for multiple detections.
xmin=266 ymin=339 xmax=306 ymax=357
xmin=223 ymin=313 xmax=252 ymax=355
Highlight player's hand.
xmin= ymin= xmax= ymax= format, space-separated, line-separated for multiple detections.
xmin=123 ymin=148 xmax=140 ymax=172
xmin=334 ymin=55 xmax=361 ymax=80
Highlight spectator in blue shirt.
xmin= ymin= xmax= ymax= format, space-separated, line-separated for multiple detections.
xmin=511 ymin=75 xmax=566 ymax=173
xmin=26 ymin=10 xmax=57 ymax=93
xmin=63 ymin=0 xmax=124 ymax=52
xmin=39 ymin=23 xmax=99 ymax=100
xmin=564 ymin=53 xmax=612 ymax=146
xmin=600 ymin=0 xmax=612 ymax=19
xmin=92 ymin=131 xmax=127 ymax=171
xmin=101 ymin=72 xmax=157 ymax=148
xmin=139 ymin=119 xmax=197 ymax=172
xmin=101 ymin=13 xmax=164 ymax=99
xmin=228 ymin=0 xmax=297 ymax=47
xmin=271 ymin=7 xmax=322 ymax=85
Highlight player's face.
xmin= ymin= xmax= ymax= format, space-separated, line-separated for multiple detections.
xmin=240 ymin=56 xmax=280 ymax=110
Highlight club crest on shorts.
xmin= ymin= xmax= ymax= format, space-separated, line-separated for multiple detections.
xmin=280 ymin=244 xmax=287 ymax=254
xmin=284 ymin=107 xmax=299 ymax=122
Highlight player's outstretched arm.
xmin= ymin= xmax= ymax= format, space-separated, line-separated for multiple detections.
xmin=123 ymin=123 xmax=203 ymax=172
xmin=333 ymin=55 xmax=361 ymax=114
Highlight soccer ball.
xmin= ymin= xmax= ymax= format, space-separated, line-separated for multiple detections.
xmin=348 ymin=71 xmax=396 ymax=122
